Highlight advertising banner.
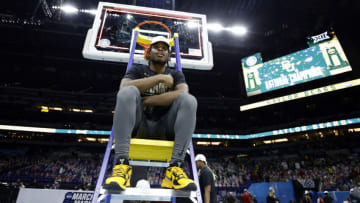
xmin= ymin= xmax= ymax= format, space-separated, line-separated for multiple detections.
xmin=16 ymin=188 xmax=97 ymax=203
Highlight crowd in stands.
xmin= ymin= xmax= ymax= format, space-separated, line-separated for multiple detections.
xmin=208 ymin=153 xmax=360 ymax=191
xmin=207 ymin=152 xmax=360 ymax=201
xmin=0 ymin=136 xmax=359 ymax=202
xmin=0 ymin=149 xmax=101 ymax=190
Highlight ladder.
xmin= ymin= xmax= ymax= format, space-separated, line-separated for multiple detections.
xmin=91 ymin=28 xmax=203 ymax=203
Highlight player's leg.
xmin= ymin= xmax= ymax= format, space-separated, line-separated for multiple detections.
xmin=161 ymin=93 xmax=197 ymax=191
xmin=104 ymin=85 xmax=143 ymax=191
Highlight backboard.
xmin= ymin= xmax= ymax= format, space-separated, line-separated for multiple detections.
xmin=82 ymin=2 xmax=213 ymax=70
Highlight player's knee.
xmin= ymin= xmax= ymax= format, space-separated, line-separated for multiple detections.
xmin=116 ymin=86 xmax=139 ymax=103
xmin=178 ymin=93 xmax=197 ymax=111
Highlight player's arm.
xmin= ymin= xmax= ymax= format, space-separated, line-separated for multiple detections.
xmin=142 ymin=83 xmax=188 ymax=106
xmin=120 ymin=74 xmax=171 ymax=94
xmin=204 ymin=184 xmax=211 ymax=203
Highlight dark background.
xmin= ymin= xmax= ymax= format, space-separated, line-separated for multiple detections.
xmin=1 ymin=0 xmax=360 ymax=135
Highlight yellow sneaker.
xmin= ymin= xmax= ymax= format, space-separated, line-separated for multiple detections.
xmin=103 ymin=163 xmax=132 ymax=191
xmin=161 ymin=166 xmax=197 ymax=191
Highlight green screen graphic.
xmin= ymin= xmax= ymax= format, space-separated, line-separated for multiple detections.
xmin=242 ymin=35 xmax=351 ymax=96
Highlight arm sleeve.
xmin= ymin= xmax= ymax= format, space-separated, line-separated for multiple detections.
xmin=123 ymin=65 xmax=143 ymax=80
xmin=171 ymin=71 xmax=186 ymax=86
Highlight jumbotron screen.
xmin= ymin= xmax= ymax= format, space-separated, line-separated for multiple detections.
xmin=242 ymin=33 xmax=352 ymax=96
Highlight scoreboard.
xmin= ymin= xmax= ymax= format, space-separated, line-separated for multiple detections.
xmin=242 ymin=33 xmax=351 ymax=97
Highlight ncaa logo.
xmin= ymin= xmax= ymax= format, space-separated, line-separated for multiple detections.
xmin=65 ymin=192 xmax=73 ymax=199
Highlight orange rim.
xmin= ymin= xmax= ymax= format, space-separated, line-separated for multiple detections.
xmin=135 ymin=21 xmax=172 ymax=59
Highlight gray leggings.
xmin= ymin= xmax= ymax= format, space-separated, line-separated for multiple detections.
xmin=113 ymin=85 xmax=197 ymax=163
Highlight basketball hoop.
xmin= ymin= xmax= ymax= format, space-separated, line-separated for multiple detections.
xmin=135 ymin=21 xmax=174 ymax=59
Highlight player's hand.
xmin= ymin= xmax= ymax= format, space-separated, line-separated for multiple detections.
xmin=142 ymin=97 xmax=149 ymax=107
xmin=142 ymin=95 xmax=157 ymax=107
xmin=160 ymin=74 xmax=174 ymax=88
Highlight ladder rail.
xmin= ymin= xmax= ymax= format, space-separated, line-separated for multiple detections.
xmin=92 ymin=30 xmax=139 ymax=203
xmin=92 ymin=129 xmax=115 ymax=203
xmin=189 ymin=140 xmax=203 ymax=203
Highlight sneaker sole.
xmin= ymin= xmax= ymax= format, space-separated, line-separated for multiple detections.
xmin=103 ymin=182 xmax=125 ymax=191
xmin=167 ymin=182 xmax=197 ymax=191
xmin=175 ymin=182 xmax=197 ymax=191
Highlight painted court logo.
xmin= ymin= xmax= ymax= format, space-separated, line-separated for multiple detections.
xmin=63 ymin=192 xmax=93 ymax=203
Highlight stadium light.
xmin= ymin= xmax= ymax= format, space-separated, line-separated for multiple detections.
xmin=60 ymin=5 xmax=79 ymax=14
xmin=40 ymin=106 xmax=49 ymax=113
xmin=207 ymin=23 xmax=247 ymax=36
xmin=53 ymin=5 xmax=96 ymax=15
xmin=186 ymin=21 xmax=198 ymax=29
xmin=85 ymin=137 xmax=96 ymax=142
xmin=228 ymin=26 xmax=247 ymax=35
xmin=49 ymin=107 xmax=63 ymax=111
xmin=70 ymin=108 xmax=81 ymax=112
xmin=126 ymin=14 xmax=133 ymax=20
xmin=263 ymin=138 xmax=288 ymax=144
xmin=82 ymin=9 xmax=97 ymax=15
xmin=196 ymin=141 xmax=211 ymax=146
xmin=207 ymin=23 xmax=224 ymax=32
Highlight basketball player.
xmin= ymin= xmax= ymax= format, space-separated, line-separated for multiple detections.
xmin=104 ymin=36 xmax=197 ymax=191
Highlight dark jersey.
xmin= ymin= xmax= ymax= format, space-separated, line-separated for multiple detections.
xmin=323 ymin=195 xmax=334 ymax=203
xmin=267 ymin=193 xmax=279 ymax=203
xmin=123 ymin=64 xmax=186 ymax=120
xmin=199 ymin=166 xmax=217 ymax=203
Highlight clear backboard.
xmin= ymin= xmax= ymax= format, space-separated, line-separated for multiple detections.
xmin=82 ymin=2 xmax=213 ymax=70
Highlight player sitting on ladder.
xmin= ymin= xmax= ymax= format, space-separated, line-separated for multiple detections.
xmin=104 ymin=35 xmax=198 ymax=191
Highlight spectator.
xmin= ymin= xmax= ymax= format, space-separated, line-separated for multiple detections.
xmin=29 ymin=179 xmax=39 ymax=188
xmin=253 ymin=194 xmax=258 ymax=203
xmin=241 ymin=188 xmax=252 ymax=203
xmin=267 ymin=187 xmax=279 ymax=203
xmin=304 ymin=190 xmax=312 ymax=203
xmin=323 ymin=191 xmax=334 ymax=203
xmin=51 ymin=180 xmax=60 ymax=189
xmin=226 ymin=192 xmax=236 ymax=203
xmin=317 ymin=194 xmax=324 ymax=203
xmin=196 ymin=154 xmax=217 ymax=203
